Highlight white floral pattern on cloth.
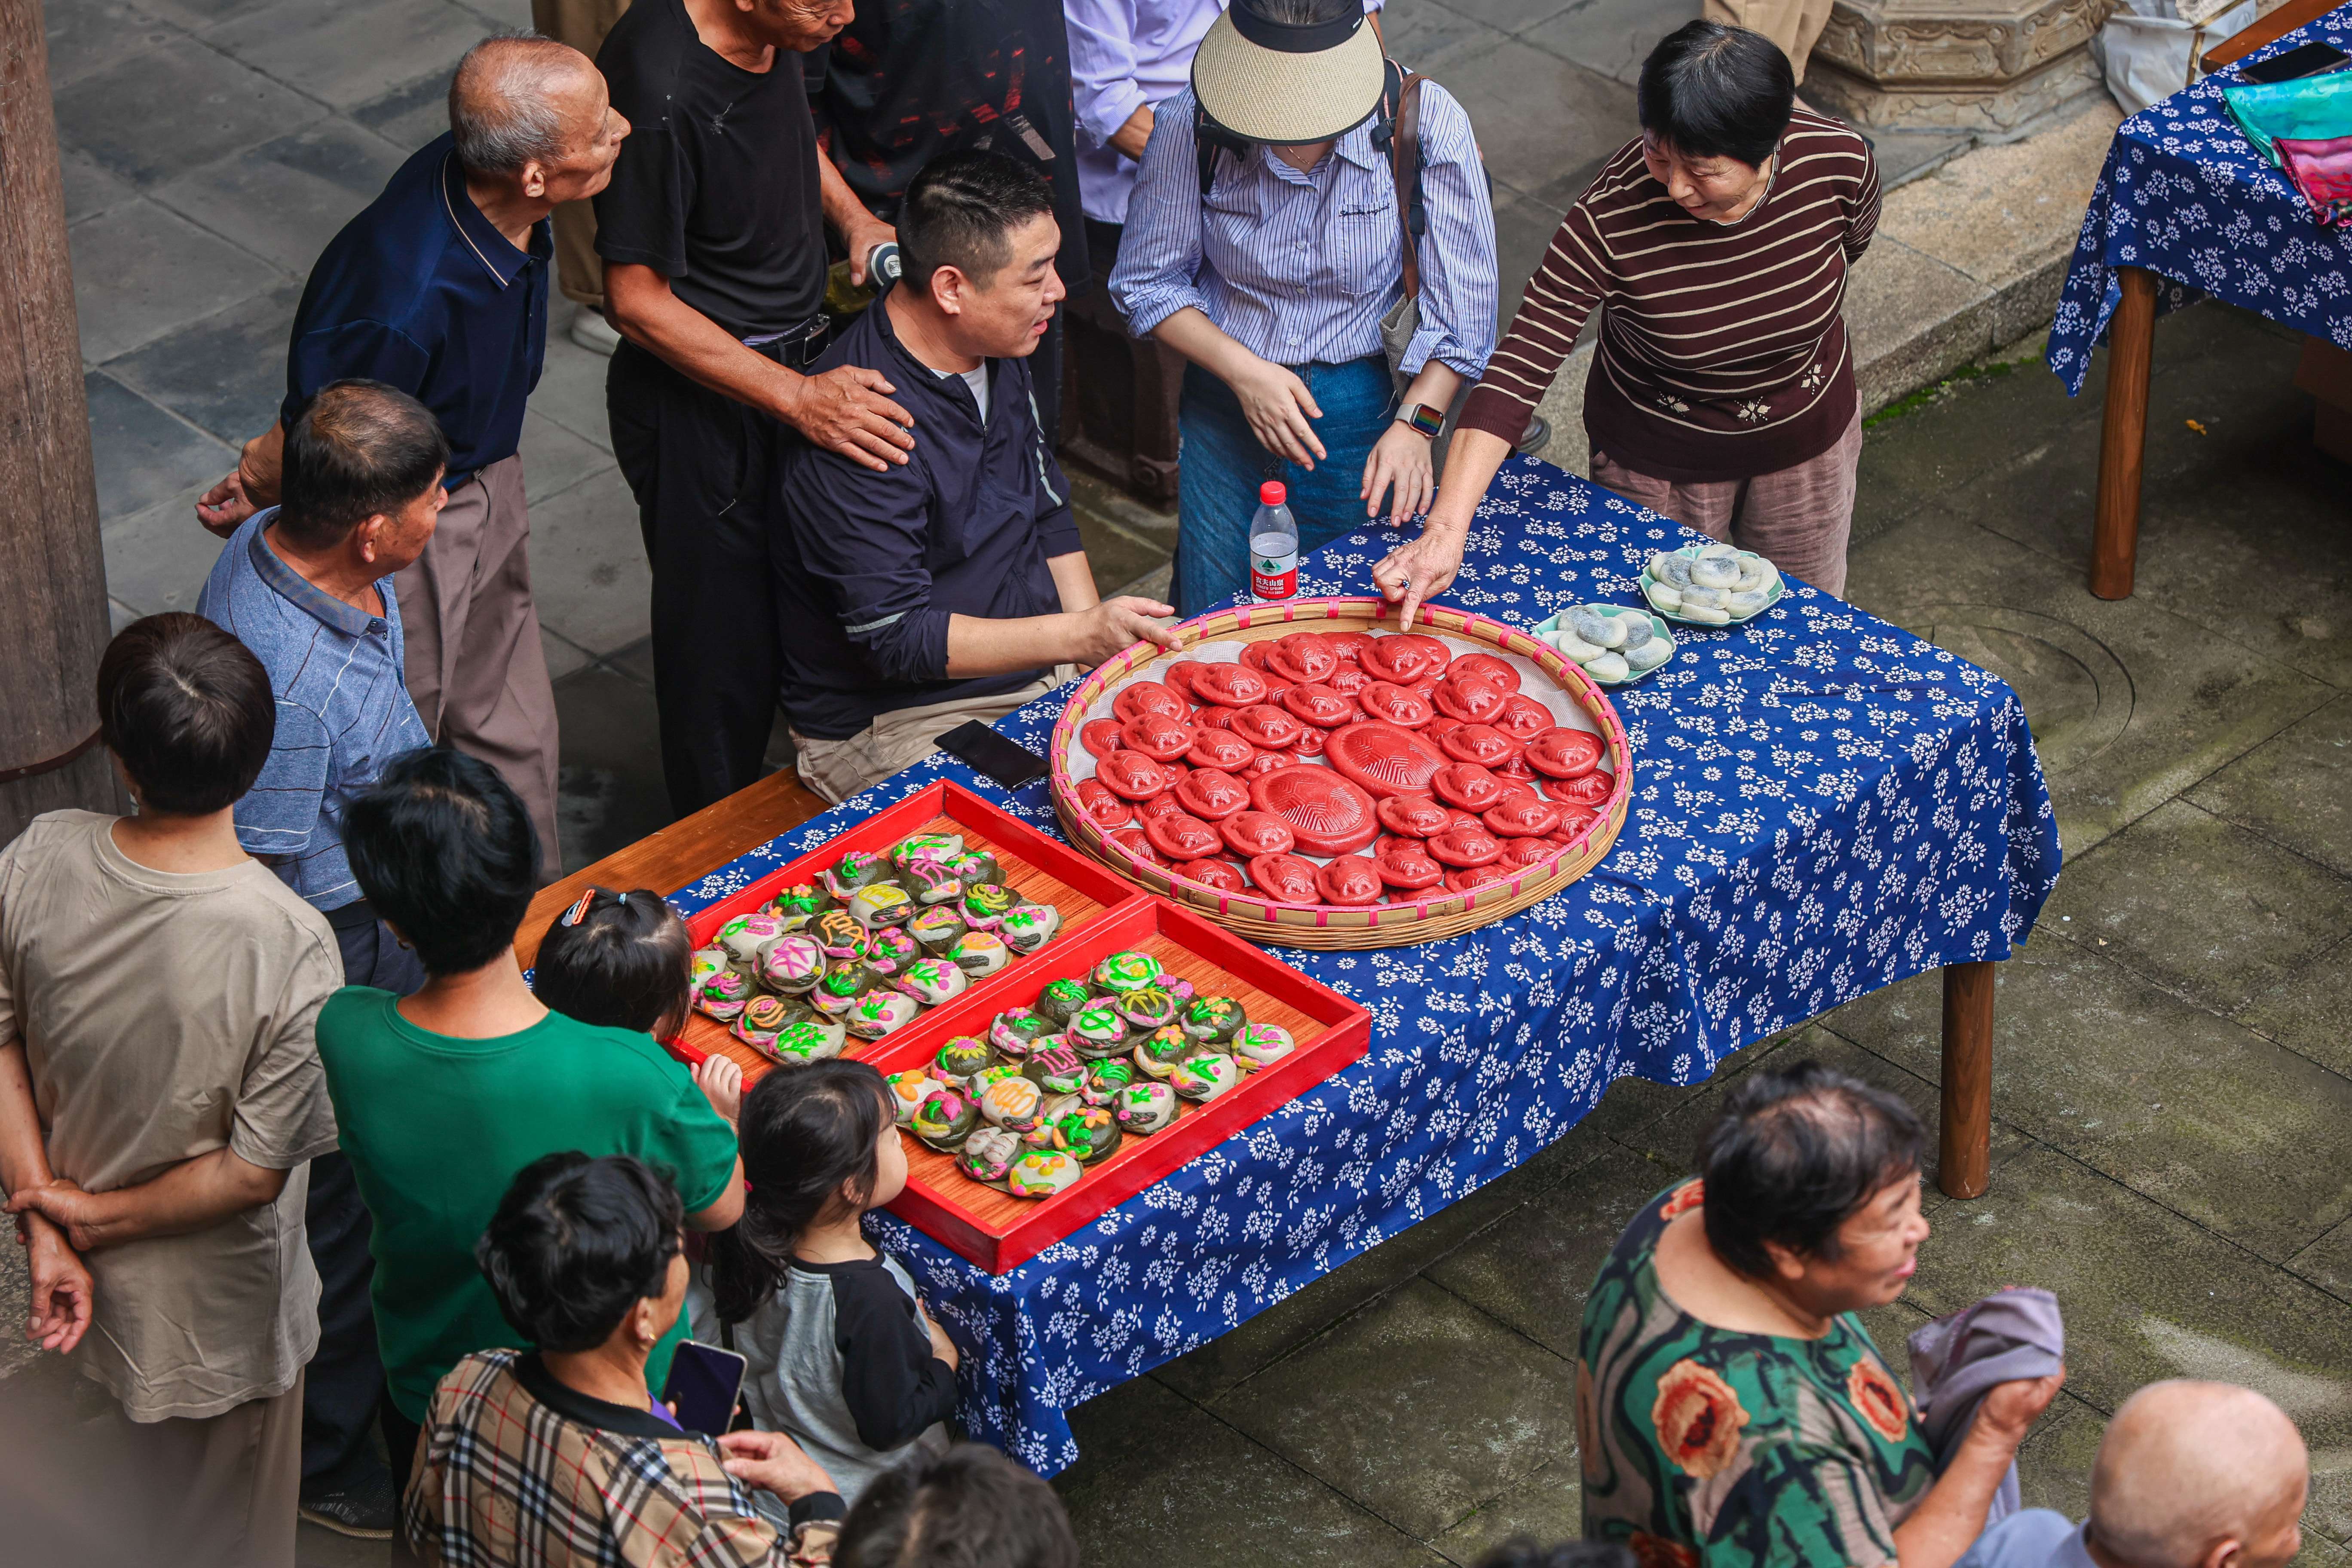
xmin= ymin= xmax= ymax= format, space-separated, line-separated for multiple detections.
xmin=2048 ymin=12 xmax=2352 ymax=396
xmin=668 ymin=459 xmax=2062 ymax=1477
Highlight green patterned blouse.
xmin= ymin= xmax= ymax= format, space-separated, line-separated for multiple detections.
xmin=1578 ymin=1181 xmax=1936 ymax=1568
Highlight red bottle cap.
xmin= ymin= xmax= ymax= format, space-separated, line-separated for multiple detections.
xmin=1259 ymin=481 xmax=1286 ymax=506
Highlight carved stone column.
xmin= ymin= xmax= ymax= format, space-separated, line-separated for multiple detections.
xmin=1805 ymin=0 xmax=2116 ymax=133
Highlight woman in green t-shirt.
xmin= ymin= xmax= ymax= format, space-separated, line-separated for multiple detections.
xmin=315 ymin=748 xmax=747 ymax=1506
xmin=1579 ymin=1061 xmax=2062 ymax=1568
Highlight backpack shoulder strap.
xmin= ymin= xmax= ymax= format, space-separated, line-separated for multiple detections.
xmin=1195 ymin=97 xmax=1219 ymax=197
xmin=1387 ymin=64 xmax=1429 ymax=300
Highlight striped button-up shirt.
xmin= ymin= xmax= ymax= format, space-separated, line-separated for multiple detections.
xmin=197 ymin=511 xmax=432 ymax=912
xmin=1108 ymin=81 xmax=1498 ymax=379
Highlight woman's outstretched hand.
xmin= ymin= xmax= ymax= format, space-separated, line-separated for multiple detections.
xmin=1371 ymin=524 xmax=1466 ymax=630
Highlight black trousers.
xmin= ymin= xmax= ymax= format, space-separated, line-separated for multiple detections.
xmin=304 ymin=911 xmax=426 ymax=1488
xmin=609 ymin=338 xmax=798 ymax=818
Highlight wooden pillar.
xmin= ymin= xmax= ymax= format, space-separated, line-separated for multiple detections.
xmin=1938 ymin=961 xmax=1996 ymax=1200
xmin=0 ymin=0 xmax=116 ymax=841
xmin=2089 ymin=267 xmax=2159 ymax=602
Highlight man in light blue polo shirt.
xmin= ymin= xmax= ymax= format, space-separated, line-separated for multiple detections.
xmin=197 ymin=376 xmax=448 ymax=1534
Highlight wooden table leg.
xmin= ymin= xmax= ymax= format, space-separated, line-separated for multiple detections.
xmin=1938 ymin=961 xmax=1995 ymax=1199
xmin=2090 ymin=266 xmax=2159 ymax=601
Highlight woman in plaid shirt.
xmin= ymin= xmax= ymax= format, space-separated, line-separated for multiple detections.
xmin=405 ymin=1153 xmax=841 ymax=1566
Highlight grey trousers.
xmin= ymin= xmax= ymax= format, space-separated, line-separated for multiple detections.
xmin=393 ymin=454 xmax=563 ymax=874
xmin=1591 ymin=406 xmax=1863 ymax=599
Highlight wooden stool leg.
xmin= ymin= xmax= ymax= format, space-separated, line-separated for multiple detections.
xmin=1939 ymin=961 xmax=1996 ymax=1199
xmin=2091 ymin=267 xmax=2159 ymax=601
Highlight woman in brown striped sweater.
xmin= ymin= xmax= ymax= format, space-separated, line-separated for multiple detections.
xmin=1373 ymin=20 xmax=1880 ymax=617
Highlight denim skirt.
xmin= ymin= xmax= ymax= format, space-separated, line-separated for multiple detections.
xmin=1173 ymin=355 xmax=1396 ymax=615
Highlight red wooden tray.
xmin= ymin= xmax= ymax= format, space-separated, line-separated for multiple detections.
xmin=660 ymin=779 xmax=1372 ymax=1272
xmin=857 ymin=897 xmax=1370 ymax=1273
xmin=676 ymin=781 xmax=1137 ymax=1078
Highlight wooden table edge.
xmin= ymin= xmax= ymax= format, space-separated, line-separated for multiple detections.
xmin=514 ymin=768 xmax=832 ymax=971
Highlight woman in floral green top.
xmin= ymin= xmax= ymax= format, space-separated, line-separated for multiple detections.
xmin=1577 ymin=1062 xmax=2063 ymax=1568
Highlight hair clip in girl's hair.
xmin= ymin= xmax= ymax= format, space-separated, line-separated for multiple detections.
xmin=617 ymin=892 xmax=628 ymax=905
xmin=561 ymin=891 xmax=597 ymax=927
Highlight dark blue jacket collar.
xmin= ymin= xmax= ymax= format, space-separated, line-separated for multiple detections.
xmin=868 ymin=289 xmax=995 ymax=419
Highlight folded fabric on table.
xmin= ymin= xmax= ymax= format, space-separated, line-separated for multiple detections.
xmin=1908 ymin=1286 xmax=2067 ymax=1529
xmin=2222 ymin=69 xmax=2352 ymax=165
xmin=2278 ymin=135 xmax=2352 ymax=224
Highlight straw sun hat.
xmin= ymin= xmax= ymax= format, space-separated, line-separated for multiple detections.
xmin=1191 ymin=0 xmax=1387 ymax=146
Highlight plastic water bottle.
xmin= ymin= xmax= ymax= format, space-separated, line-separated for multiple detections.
xmin=1249 ymin=481 xmax=1298 ymax=603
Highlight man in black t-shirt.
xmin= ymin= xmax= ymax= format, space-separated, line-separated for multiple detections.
xmin=809 ymin=0 xmax=1090 ymax=444
xmin=595 ymin=0 xmax=910 ymax=816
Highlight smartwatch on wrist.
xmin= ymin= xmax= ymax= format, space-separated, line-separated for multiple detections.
xmin=1396 ymin=402 xmax=1444 ymax=439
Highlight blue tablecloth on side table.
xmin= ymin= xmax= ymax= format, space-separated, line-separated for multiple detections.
xmin=2048 ymin=6 xmax=2352 ymax=394
xmin=674 ymin=457 xmax=2060 ymax=1474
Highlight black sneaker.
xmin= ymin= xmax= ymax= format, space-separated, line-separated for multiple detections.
xmin=300 ymin=1465 xmax=395 ymax=1540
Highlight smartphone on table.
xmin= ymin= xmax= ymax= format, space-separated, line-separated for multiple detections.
xmin=2239 ymin=41 xmax=2352 ymax=83
xmin=934 ymin=720 xmax=1049 ymax=789
xmin=663 ymin=1341 xmax=748 ymax=1436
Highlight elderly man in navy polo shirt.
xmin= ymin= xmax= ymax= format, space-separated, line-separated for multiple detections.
xmin=778 ymin=151 xmax=1175 ymax=802
xmin=196 ymin=34 xmax=628 ymax=879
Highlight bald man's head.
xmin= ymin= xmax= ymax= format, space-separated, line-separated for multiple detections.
xmin=2090 ymin=1382 xmax=2307 ymax=1568
xmin=448 ymin=35 xmax=605 ymax=179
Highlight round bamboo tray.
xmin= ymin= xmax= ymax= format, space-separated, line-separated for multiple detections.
xmin=1048 ymin=597 xmax=1632 ymax=949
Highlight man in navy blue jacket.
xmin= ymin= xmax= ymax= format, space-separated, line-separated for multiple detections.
xmin=777 ymin=151 xmax=1174 ymax=802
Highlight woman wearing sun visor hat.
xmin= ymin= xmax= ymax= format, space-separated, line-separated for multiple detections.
xmin=1108 ymin=0 xmax=1500 ymax=615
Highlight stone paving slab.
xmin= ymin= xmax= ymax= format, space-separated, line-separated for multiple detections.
xmin=1831 ymin=949 xmax=2352 ymax=1267
xmin=2240 ymin=935 xmax=2352 ymax=1081
xmin=2041 ymin=798 xmax=2352 ymax=1018
xmin=1152 ymin=1111 xmax=1615 ymax=1404
xmin=2189 ymin=698 xmax=2352 ymax=882
xmin=1059 ymin=1375 xmax=1449 ymax=1568
xmin=1205 ymin=1276 xmax=1583 ymax=1542
xmin=67 ymin=197 xmax=286 ymax=364
xmin=1850 ymin=505 xmax=2337 ymax=859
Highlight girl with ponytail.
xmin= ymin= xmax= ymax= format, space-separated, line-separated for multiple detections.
xmin=697 ymin=1060 xmax=960 ymax=1509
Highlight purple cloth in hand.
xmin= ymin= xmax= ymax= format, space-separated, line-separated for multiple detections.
xmin=1908 ymin=1286 xmax=2066 ymax=1528
xmin=2278 ymin=136 xmax=2352 ymax=226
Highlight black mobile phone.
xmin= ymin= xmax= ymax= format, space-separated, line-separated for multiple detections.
xmin=2239 ymin=40 xmax=2352 ymax=83
xmin=934 ymin=720 xmax=1050 ymax=789
xmin=662 ymin=1341 xmax=747 ymax=1436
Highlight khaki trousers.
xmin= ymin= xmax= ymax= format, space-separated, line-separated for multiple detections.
xmin=100 ymin=1373 xmax=304 ymax=1568
xmin=395 ymin=455 xmax=564 ymax=873
xmin=532 ymin=0 xmax=631 ymax=307
xmin=1703 ymin=0 xmax=1835 ymax=83
xmin=793 ymin=670 xmax=1071 ymax=805
xmin=1591 ymin=406 xmax=1863 ymax=598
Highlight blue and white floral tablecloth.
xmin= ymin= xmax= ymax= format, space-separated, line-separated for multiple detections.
xmin=672 ymin=458 xmax=2061 ymax=1475
xmin=2049 ymin=6 xmax=2352 ymax=393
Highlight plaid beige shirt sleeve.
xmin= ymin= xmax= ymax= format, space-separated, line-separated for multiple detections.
xmin=406 ymin=1351 xmax=794 ymax=1568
